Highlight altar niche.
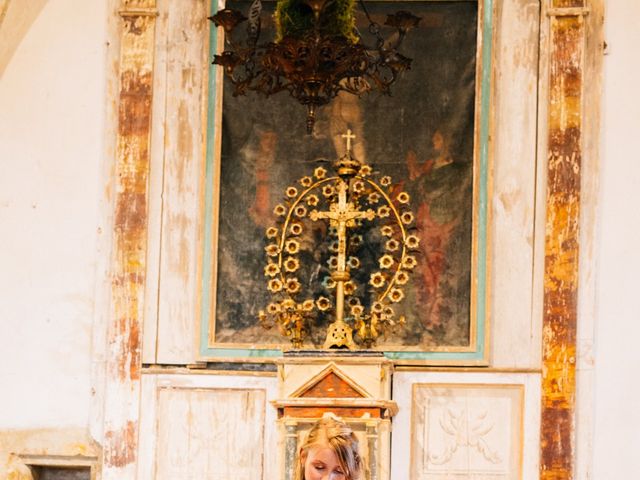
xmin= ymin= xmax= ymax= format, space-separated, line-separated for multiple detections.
xmin=201 ymin=0 xmax=492 ymax=363
xmin=272 ymin=355 xmax=396 ymax=480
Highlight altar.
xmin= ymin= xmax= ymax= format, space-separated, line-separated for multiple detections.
xmin=273 ymin=352 xmax=396 ymax=480
xmin=125 ymin=1 xmax=542 ymax=478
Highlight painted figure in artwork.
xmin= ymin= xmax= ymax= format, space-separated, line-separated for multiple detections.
xmin=405 ymin=130 xmax=472 ymax=331
xmin=296 ymin=416 xmax=363 ymax=480
xmin=249 ymin=130 xmax=278 ymax=228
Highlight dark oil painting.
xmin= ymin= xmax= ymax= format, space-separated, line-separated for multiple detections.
xmin=212 ymin=1 xmax=478 ymax=350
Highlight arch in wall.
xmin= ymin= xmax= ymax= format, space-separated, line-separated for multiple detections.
xmin=0 ymin=0 xmax=49 ymax=77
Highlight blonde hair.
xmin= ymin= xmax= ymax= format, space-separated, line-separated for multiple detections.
xmin=295 ymin=415 xmax=362 ymax=480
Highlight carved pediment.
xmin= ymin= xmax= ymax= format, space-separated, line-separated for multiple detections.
xmin=272 ymin=358 xmax=398 ymax=419
xmin=291 ymin=363 xmax=371 ymax=399
xmin=273 ymin=356 xmax=397 ymax=480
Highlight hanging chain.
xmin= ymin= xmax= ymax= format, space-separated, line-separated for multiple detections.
xmin=358 ymin=0 xmax=384 ymax=46
xmin=246 ymin=0 xmax=262 ymax=45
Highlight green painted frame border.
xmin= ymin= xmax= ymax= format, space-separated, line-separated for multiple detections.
xmin=199 ymin=0 xmax=493 ymax=364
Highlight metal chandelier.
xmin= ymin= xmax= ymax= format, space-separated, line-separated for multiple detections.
xmin=209 ymin=0 xmax=421 ymax=133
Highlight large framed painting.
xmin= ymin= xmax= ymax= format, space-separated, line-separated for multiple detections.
xmin=199 ymin=0 xmax=493 ymax=364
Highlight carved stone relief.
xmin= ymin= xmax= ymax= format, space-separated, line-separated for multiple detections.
xmin=411 ymin=384 xmax=523 ymax=480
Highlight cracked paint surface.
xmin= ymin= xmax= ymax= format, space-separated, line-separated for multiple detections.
xmin=103 ymin=2 xmax=156 ymax=474
xmin=541 ymin=4 xmax=584 ymax=479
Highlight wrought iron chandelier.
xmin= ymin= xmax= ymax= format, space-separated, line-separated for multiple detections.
xmin=209 ymin=0 xmax=420 ymax=133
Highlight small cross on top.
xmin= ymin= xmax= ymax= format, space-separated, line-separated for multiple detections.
xmin=341 ymin=129 xmax=356 ymax=153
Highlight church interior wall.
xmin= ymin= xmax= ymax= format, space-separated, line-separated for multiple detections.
xmin=592 ymin=0 xmax=640 ymax=476
xmin=0 ymin=0 xmax=638 ymax=478
xmin=0 ymin=0 xmax=110 ymax=477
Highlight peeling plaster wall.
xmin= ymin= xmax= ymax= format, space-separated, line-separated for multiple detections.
xmin=0 ymin=0 xmax=108 ymax=433
xmin=593 ymin=0 xmax=640 ymax=476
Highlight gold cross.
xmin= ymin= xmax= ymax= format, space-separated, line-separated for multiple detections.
xmin=310 ymin=181 xmax=374 ymax=330
xmin=341 ymin=129 xmax=356 ymax=153
xmin=311 ymin=181 xmax=374 ymax=270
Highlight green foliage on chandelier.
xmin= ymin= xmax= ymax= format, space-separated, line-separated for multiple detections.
xmin=274 ymin=0 xmax=359 ymax=44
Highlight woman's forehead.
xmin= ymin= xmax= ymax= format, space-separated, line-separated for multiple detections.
xmin=307 ymin=445 xmax=340 ymax=464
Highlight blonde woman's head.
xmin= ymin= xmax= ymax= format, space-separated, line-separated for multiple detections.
xmin=296 ymin=415 xmax=362 ymax=480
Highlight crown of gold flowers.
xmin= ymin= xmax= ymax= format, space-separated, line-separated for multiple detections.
xmin=258 ymin=131 xmax=419 ymax=349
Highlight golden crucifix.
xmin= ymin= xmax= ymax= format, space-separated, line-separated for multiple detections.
xmin=260 ymin=128 xmax=418 ymax=348
xmin=310 ymin=130 xmax=375 ymax=348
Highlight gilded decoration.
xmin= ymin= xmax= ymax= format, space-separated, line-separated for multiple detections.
xmin=259 ymin=130 xmax=419 ymax=349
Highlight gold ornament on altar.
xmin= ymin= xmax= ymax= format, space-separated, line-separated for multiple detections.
xmin=258 ymin=130 xmax=420 ymax=349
